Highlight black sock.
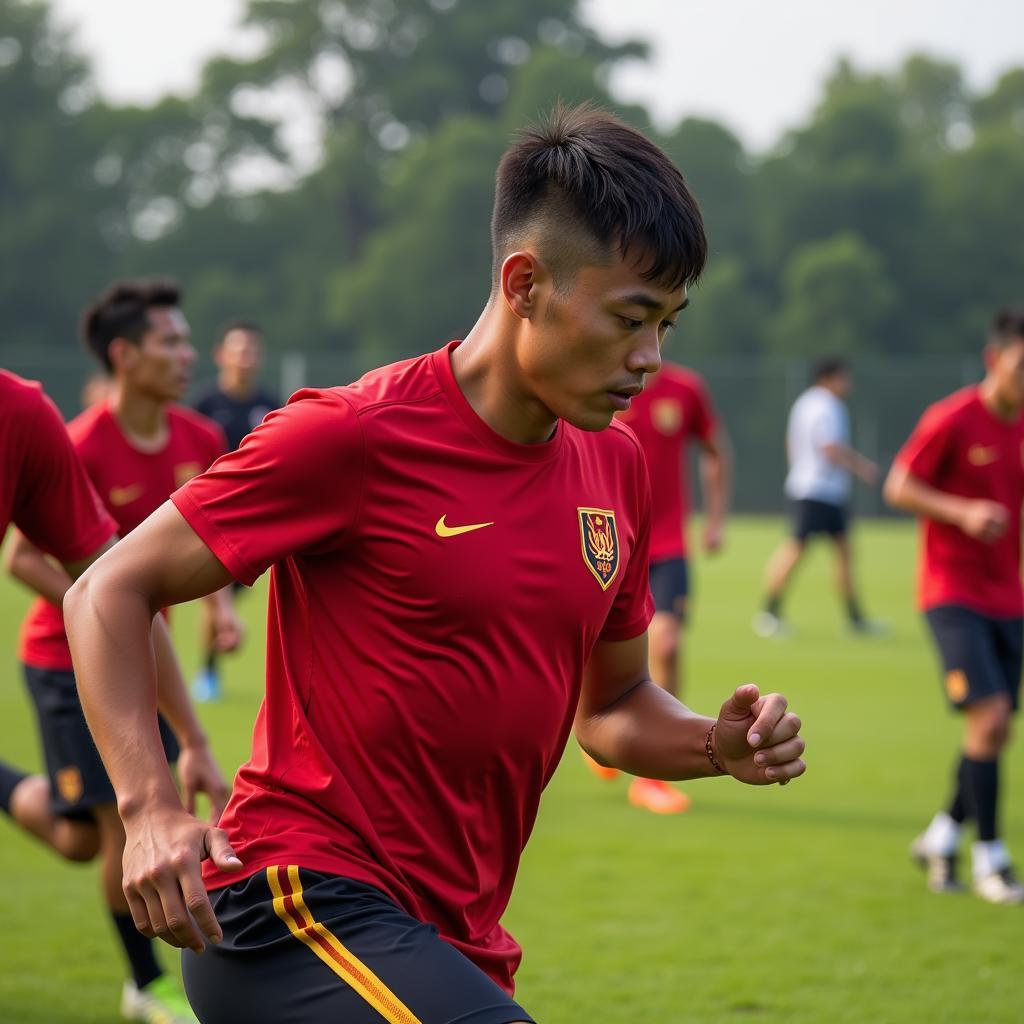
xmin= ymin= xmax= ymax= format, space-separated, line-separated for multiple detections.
xmin=960 ymin=755 xmax=999 ymax=842
xmin=765 ymin=594 xmax=782 ymax=617
xmin=0 ymin=760 xmax=28 ymax=816
xmin=948 ymin=755 xmax=969 ymax=824
xmin=846 ymin=596 xmax=864 ymax=624
xmin=111 ymin=911 xmax=162 ymax=990
xmin=206 ymin=649 xmax=218 ymax=673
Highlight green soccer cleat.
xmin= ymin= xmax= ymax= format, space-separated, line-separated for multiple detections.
xmin=121 ymin=975 xmax=200 ymax=1024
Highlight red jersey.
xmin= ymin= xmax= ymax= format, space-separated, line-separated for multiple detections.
xmin=20 ymin=401 xmax=225 ymax=669
xmin=617 ymin=362 xmax=717 ymax=561
xmin=173 ymin=342 xmax=654 ymax=993
xmin=894 ymin=385 xmax=1024 ymax=616
xmin=0 ymin=370 xmax=115 ymax=560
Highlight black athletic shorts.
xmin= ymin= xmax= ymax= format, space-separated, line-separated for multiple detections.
xmin=790 ymin=498 xmax=848 ymax=541
xmin=649 ymin=557 xmax=689 ymax=617
xmin=183 ymin=868 xmax=534 ymax=1024
xmin=24 ymin=664 xmax=180 ymax=820
xmin=923 ymin=605 xmax=1024 ymax=711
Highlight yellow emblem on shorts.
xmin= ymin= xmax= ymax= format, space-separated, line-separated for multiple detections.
xmin=578 ymin=508 xmax=620 ymax=591
xmin=945 ymin=669 xmax=969 ymax=703
xmin=174 ymin=462 xmax=203 ymax=487
xmin=652 ymin=398 xmax=683 ymax=436
xmin=56 ymin=766 xmax=83 ymax=804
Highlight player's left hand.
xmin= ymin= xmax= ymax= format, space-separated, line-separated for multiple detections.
xmin=177 ymin=741 xmax=231 ymax=822
xmin=713 ymin=684 xmax=805 ymax=786
xmin=211 ymin=604 xmax=244 ymax=653
xmin=703 ymin=521 xmax=724 ymax=553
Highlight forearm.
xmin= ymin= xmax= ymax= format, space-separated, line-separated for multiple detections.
xmin=576 ymin=681 xmax=719 ymax=780
xmin=700 ymin=448 xmax=730 ymax=526
xmin=4 ymin=532 xmax=73 ymax=606
xmin=64 ymin=571 xmax=181 ymax=817
xmin=884 ymin=470 xmax=967 ymax=526
xmin=151 ymin=615 xmax=209 ymax=750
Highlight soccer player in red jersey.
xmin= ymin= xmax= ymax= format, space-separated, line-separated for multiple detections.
xmin=885 ymin=307 xmax=1024 ymax=905
xmin=596 ymin=361 xmax=730 ymax=814
xmin=65 ymin=107 xmax=806 ymax=1024
xmin=2 ymin=280 xmax=236 ymax=1023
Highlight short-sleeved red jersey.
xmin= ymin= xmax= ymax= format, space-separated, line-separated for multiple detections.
xmin=894 ymin=385 xmax=1024 ymax=616
xmin=0 ymin=370 xmax=115 ymax=561
xmin=172 ymin=342 xmax=654 ymax=993
xmin=20 ymin=402 xmax=225 ymax=669
xmin=616 ymin=362 xmax=717 ymax=561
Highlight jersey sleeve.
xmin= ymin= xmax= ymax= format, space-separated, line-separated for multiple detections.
xmin=894 ymin=402 xmax=953 ymax=485
xmin=170 ymin=389 xmax=365 ymax=585
xmin=687 ymin=376 xmax=718 ymax=442
xmin=599 ymin=443 xmax=655 ymax=642
xmin=810 ymin=396 xmax=845 ymax=449
xmin=10 ymin=390 xmax=116 ymax=561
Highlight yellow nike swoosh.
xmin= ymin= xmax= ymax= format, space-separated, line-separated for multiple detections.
xmin=435 ymin=515 xmax=494 ymax=538
xmin=109 ymin=484 xmax=143 ymax=507
xmin=968 ymin=445 xmax=999 ymax=467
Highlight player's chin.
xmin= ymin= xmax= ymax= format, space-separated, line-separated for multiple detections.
xmin=562 ymin=401 xmax=616 ymax=433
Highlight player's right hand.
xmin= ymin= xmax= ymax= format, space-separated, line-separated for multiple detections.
xmin=121 ymin=804 xmax=242 ymax=953
xmin=960 ymin=499 xmax=1008 ymax=543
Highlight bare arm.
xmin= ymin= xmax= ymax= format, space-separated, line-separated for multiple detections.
xmin=64 ymin=501 xmax=242 ymax=952
xmin=575 ymin=633 xmax=805 ymax=785
xmin=3 ymin=529 xmax=73 ymax=605
xmin=698 ymin=427 xmax=731 ymax=552
xmin=884 ymin=462 xmax=1007 ymax=542
xmin=821 ymin=442 xmax=878 ymax=485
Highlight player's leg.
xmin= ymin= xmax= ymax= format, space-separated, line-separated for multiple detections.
xmin=831 ymin=520 xmax=884 ymax=634
xmin=183 ymin=868 xmax=535 ymax=1024
xmin=192 ymin=601 xmax=221 ymax=702
xmin=754 ymin=503 xmax=807 ymax=636
xmin=628 ymin=559 xmax=690 ymax=814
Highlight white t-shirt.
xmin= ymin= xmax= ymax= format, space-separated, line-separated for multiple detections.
xmin=784 ymin=386 xmax=850 ymax=504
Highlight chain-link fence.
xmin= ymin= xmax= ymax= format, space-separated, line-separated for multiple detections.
xmin=3 ymin=344 xmax=982 ymax=515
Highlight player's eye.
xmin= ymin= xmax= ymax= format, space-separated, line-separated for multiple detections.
xmin=661 ymin=320 xmax=677 ymax=333
xmin=618 ymin=316 xmax=643 ymax=330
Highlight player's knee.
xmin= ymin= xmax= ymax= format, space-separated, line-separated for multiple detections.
xmin=970 ymin=707 xmax=1012 ymax=753
xmin=56 ymin=823 xmax=101 ymax=862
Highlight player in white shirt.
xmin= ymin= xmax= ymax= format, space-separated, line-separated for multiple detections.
xmin=754 ymin=357 xmax=882 ymax=637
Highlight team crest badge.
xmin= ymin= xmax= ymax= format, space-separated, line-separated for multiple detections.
xmin=652 ymin=398 xmax=682 ymax=435
xmin=56 ymin=766 xmax=83 ymax=804
xmin=174 ymin=462 xmax=203 ymax=487
xmin=578 ymin=508 xmax=620 ymax=591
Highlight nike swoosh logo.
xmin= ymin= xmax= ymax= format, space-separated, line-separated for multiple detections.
xmin=968 ymin=445 xmax=999 ymax=467
xmin=109 ymin=484 xmax=143 ymax=507
xmin=435 ymin=515 xmax=494 ymax=538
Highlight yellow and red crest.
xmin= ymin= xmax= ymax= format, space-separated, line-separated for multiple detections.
xmin=651 ymin=398 xmax=683 ymax=436
xmin=578 ymin=507 xmax=619 ymax=591
xmin=56 ymin=766 xmax=83 ymax=804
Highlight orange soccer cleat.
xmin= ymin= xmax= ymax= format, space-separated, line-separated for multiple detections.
xmin=581 ymin=749 xmax=620 ymax=781
xmin=628 ymin=777 xmax=691 ymax=815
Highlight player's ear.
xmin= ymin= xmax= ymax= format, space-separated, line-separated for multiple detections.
xmin=107 ymin=337 xmax=137 ymax=373
xmin=500 ymin=251 xmax=549 ymax=320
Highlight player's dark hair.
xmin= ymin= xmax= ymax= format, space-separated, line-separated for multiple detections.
xmin=988 ymin=306 xmax=1024 ymax=347
xmin=811 ymin=356 xmax=849 ymax=383
xmin=218 ymin=318 xmax=263 ymax=345
xmin=491 ymin=103 xmax=706 ymax=292
xmin=80 ymin=278 xmax=182 ymax=372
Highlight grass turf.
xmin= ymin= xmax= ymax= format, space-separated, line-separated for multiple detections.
xmin=0 ymin=517 xmax=1019 ymax=1023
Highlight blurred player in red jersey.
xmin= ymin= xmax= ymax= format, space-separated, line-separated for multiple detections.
xmin=886 ymin=307 xmax=1024 ymax=905
xmin=65 ymin=107 xmax=806 ymax=1024
xmin=590 ymin=362 xmax=730 ymax=815
xmin=2 ymin=280 xmax=237 ymax=1024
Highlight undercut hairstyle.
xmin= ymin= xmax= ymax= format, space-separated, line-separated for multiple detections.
xmin=988 ymin=306 xmax=1024 ymax=347
xmin=218 ymin=318 xmax=264 ymax=345
xmin=812 ymin=356 xmax=849 ymax=384
xmin=80 ymin=278 xmax=182 ymax=372
xmin=491 ymin=103 xmax=707 ymax=292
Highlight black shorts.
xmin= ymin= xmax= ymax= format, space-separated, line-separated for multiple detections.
xmin=924 ymin=606 xmax=1024 ymax=711
xmin=183 ymin=868 xmax=534 ymax=1024
xmin=648 ymin=557 xmax=689 ymax=617
xmin=24 ymin=665 xmax=180 ymax=820
xmin=790 ymin=498 xmax=848 ymax=541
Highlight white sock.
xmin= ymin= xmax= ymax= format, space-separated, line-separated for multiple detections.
xmin=921 ymin=812 xmax=961 ymax=856
xmin=972 ymin=840 xmax=1011 ymax=879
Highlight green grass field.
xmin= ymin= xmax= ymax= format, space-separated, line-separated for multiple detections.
xmin=1 ymin=518 xmax=1020 ymax=1023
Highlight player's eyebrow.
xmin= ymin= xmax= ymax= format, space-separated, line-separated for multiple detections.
xmin=617 ymin=294 xmax=689 ymax=314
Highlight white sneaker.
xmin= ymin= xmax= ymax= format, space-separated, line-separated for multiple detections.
xmin=122 ymin=976 xmax=200 ymax=1024
xmin=910 ymin=834 xmax=965 ymax=893
xmin=972 ymin=866 xmax=1024 ymax=906
xmin=752 ymin=611 xmax=789 ymax=638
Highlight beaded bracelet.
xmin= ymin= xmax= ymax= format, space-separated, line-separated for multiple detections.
xmin=705 ymin=724 xmax=727 ymax=774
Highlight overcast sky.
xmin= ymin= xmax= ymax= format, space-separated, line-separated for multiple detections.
xmin=50 ymin=0 xmax=1024 ymax=151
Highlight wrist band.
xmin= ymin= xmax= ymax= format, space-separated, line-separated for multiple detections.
xmin=705 ymin=724 xmax=726 ymax=774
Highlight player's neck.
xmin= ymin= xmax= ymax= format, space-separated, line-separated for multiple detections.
xmin=978 ymin=378 xmax=1021 ymax=423
xmin=108 ymin=382 xmax=170 ymax=451
xmin=453 ymin=305 xmax=558 ymax=446
xmin=218 ymin=371 xmax=254 ymax=400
